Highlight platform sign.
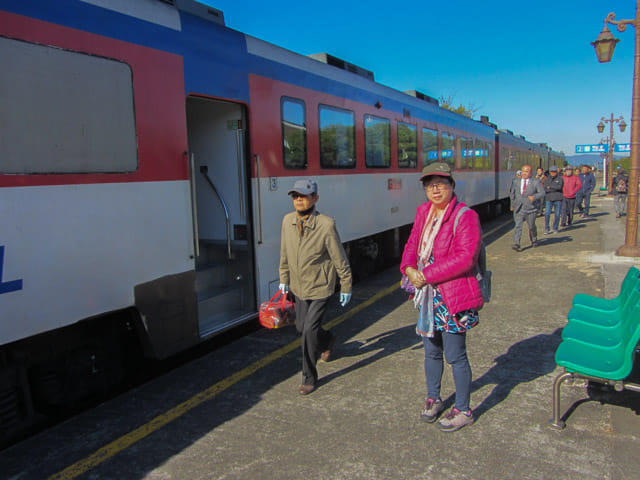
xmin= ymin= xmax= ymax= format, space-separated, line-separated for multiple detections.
xmin=575 ymin=144 xmax=608 ymax=153
xmin=614 ymin=143 xmax=631 ymax=153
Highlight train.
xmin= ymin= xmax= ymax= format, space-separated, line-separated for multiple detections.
xmin=0 ymin=0 xmax=564 ymax=444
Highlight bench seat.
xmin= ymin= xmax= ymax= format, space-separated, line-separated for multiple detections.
xmin=571 ymin=266 xmax=639 ymax=312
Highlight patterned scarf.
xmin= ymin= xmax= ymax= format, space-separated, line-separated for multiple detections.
xmin=296 ymin=206 xmax=315 ymax=236
xmin=414 ymin=202 xmax=452 ymax=337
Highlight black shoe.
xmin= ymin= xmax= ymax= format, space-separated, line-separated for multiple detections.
xmin=512 ymin=244 xmax=521 ymax=252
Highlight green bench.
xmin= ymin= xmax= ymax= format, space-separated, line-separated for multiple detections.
xmin=551 ymin=267 xmax=640 ymax=429
xmin=571 ymin=266 xmax=640 ymax=313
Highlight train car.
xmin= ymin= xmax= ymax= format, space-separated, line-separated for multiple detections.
xmin=0 ymin=0 xmax=556 ymax=443
xmin=548 ymin=148 xmax=566 ymax=170
xmin=495 ymin=129 xmax=557 ymax=201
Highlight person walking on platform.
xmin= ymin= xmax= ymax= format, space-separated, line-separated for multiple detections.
xmin=535 ymin=167 xmax=545 ymax=216
xmin=560 ymin=166 xmax=581 ymax=228
xmin=613 ymin=167 xmax=629 ymax=218
xmin=543 ymin=165 xmax=563 ymax=234
xmin=279 ymin=179 xmax=352 ymax=395
xmin=400 ymin=162 xmax=483 ymax=432
xmin=576 ymin=165 xmax=596 ymax=218
xmin=509 ymin=164 xmax=545 ymax=251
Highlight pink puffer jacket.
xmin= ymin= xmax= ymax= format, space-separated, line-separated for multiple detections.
xmin=400 ymin=196 xmax=484 ymax=314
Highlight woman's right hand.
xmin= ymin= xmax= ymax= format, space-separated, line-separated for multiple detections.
xmin=405 ymin=267 xmax=426 ymax=289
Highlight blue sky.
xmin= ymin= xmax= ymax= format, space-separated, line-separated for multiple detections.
xmin=203 ymin=0 xmax=636 ymax=156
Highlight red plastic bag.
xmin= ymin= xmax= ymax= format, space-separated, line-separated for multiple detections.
xmin=259 ymin=291 xmax=296 ymax=328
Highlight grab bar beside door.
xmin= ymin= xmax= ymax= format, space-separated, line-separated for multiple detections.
xmin=199 ymin=165 xmax=232 ymax=260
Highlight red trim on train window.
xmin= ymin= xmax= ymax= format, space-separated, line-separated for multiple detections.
xmin=0 ymin=12 xmax=188 ymax=188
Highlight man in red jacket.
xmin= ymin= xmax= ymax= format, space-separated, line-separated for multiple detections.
xmin=560 ymin=166 xmax=582 ymax=228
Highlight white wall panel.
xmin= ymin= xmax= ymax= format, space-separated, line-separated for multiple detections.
xmin=0 ymin=181 xmax=194 ymax=344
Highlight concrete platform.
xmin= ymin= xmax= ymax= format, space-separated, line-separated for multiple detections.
xmin=2 ymin=195 xmax=639 ymax=480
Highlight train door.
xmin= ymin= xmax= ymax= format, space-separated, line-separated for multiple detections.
xmin=186 ymin=96 xmax=255 ymax=337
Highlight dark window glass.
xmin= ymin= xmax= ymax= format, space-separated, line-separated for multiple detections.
xmin=441 ymin=132 xmax=455 ymax=169
xmin=461 ymin=137 xmax=474 ymax=169
xmin=397 ymin=122 xmax=417 ymax=168
xmin=281 ymin=97 xmax=307 ymax=169
xmin=1 ymin=37 xmax=137 ymax=173
xmin=319 ymin=105 xmax=355 ymax=168
xmin=422 ymin=128 xmax=438 ymax=166
xmin=364 ymin=114 xmax=390 ymax=167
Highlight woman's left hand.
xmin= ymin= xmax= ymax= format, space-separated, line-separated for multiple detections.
xmin=406 ymin=267 xmax=426 ymax=289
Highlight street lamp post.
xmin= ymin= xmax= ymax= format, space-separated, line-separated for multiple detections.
xmin=600 ymin=139 xmax=609 ymax=189
xmin=592 ymin=3 xmax=640 ymax=257
xmin=596 ymin=114 xmax=626 ymax=192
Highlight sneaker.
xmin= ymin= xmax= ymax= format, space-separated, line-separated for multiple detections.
xmin=420 ymin=398 xmax=444 ymax=423
xmin=436 ymin=407 xmax=474 ymax=432
xmin=543 ymin=230 xmax=551 ymax=235
xmin=552 ymin=230 xmax=559 ymax=234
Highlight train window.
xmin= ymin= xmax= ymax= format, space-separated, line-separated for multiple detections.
xmin=281 ymin=97 xmax=307 ymax=169
xmin=485 ymin=142 xmax=493 ymax=170
xmin=397 ymin=122 xmax=417 ymax=168
xmin=319 ymin=105 xmax=356 ymax=168
xmin=364 ymin=114 xmax=390 ymax=167
xmin=502 ymin=147 xmax=512 ymax=170
xmin=474 ymin=140 xmax=486 ymax=170
xmin=0 ymin=37 xmax=137 ymax=174
xmin=441 ymin=132 xmax=455 ymax=169
xmin=462 ymin=137 xmax=474 ymax=169
xmin=422 ymin=128 xmax=438 ymax=166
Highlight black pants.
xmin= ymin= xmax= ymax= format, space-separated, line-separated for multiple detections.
xmin=561 ymin=198 xmax=575 ymax=225
xmin=295 ymin=296 xmax=331 ymax=386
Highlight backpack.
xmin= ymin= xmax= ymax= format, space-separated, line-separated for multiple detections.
xmin=616 ymin=177 xmax=628 ymax=193
xmin=453 ymin=206 xmax=492 ymax=304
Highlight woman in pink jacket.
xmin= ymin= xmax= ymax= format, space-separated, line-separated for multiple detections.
xmin=400 ymin=162 xmax=483 ymax=432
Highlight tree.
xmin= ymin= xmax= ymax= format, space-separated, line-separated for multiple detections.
xmin=614 ymin=156 xmax=631 ymax=171
xmin=438 ymin=94 xmax=479 ymax=119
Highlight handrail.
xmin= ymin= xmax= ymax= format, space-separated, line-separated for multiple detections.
xmin=255 ymin=154 xmax=263 ymax=244
xmin=200 ymin=165 xmax=232 ymax=259
xmin=190 ymin=153 xmax=200 ymax=258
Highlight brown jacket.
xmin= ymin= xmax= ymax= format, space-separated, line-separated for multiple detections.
xmin=279 ymin=209 xmax=352 ymax=300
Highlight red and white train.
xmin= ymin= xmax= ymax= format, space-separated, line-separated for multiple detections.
xmin=0 ymin=0 xmax=564 ymax=442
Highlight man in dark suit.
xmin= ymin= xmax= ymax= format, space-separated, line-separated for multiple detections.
xmin=509 ymin=164 xmax=545 ymax=251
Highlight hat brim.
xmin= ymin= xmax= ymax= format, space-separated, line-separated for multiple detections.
xmin=288 ymin=189 xmax=314 ymax=196
xmin=420 ymin=172 xmax=452 ymax=182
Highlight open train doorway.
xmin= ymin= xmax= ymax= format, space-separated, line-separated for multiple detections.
xmin=186 ymin=96 xmax=256 ymax=337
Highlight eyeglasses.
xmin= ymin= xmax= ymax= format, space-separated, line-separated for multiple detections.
xmin=291 ymin=193 xmax=312 ymax=199
xmin=424 ymin=182 xmax=449 ymax=191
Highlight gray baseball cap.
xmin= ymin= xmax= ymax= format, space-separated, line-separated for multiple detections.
xmin=288 ymin=179 xmax=318 ymax=196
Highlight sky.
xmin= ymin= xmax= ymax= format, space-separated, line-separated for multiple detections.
xmin=202 ymin=0 xmax=636 ymax=157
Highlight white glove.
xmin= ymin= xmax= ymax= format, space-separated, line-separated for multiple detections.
xmin=340 ymin=293 xmax=352 ymax=307
xmin=279 ymin=283 xmax=289 ymax=294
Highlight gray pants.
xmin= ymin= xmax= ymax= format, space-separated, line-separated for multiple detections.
xmin=513 ymin=209 xmax=537 ymax=247
xmin=615 ymin=194 xmax=627 ymax=217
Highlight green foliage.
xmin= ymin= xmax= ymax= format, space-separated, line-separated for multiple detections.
xmin=438 ymin=94 xmax=477 ymax=118
xmin=614 ymin=157 xmax=631 ymax=171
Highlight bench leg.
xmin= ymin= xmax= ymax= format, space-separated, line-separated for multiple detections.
xmin=550 ymin=371 xmax=574 ymax=430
